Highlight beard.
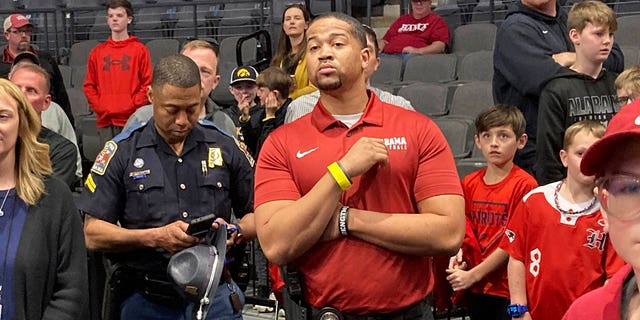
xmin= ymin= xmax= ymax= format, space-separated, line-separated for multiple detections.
xmin=315 ymin=77 xmax=343 ymax=91
xmin=17 ymin=41 xmax=30 ymax=51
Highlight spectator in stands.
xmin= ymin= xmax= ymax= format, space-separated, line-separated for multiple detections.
xmin=500 ymin=120 xmax=625 ymax=320
xmin=1 ymin=13 xmax=74 ymax=127
xmin=241 ymin=66 xmax=292 ymax=158
xmin=493 ymin=0 xmax=624 ymax=174
xmin=446 ymin=105 xmax=537 ymax=320
xmin=84 ymin=0 xmax=152 ymax=146
xmin=123 ymin=40 xmax=236 ymax=137
xmin=270 ymin=3 xmax=316 ymax=100
xmin=536 ymin=0 xmax=619 ymax=185
xmin=286 ymin=23 xmax=413 ymax=123
xmin=254 ymin=13 xmax=464 ymax=319
xmin=222 ymin=65 xmax=261 ymax=140
xmin=0 ymin=78 xmax=88 ymax=320
xmin=379 ymin=0 xmax=449 ymax=59
xmin=563 ymin=100 xmax=640 ymax=320
xmin=11 ymin=51 xmax=83 ymax=182
xmin=615 ymin=64 xmax=640 ymax=107
xmin=10 ymin=63 xmax=80 ymax=189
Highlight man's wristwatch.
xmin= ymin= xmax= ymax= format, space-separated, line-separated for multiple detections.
xmin=507 ymin=304 xmax=528 ymax=318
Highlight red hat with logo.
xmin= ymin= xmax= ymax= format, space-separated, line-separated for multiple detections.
xmin=4 ymin=14 xmax=33 ymax=32
xmin=581 ymin=98 xmax=640 ymax=177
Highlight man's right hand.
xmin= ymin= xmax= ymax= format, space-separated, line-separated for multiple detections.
xmin=339 ymin=137 xmax=389 ymax=178
xmin=239 ymin=94 xmax=251 ymax=117
xmin=153 ymin=221 xmax=201 ymax=254
xmin=552 ymin=52 xmax=576 ymax=67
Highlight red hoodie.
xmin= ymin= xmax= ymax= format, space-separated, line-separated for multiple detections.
xmin=563 ymin=264 xmax=631 ymax=320
xmin=83 ymin=36 xmax=151 ymax=128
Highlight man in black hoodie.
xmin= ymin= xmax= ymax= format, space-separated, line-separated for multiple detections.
xmin=535 ymin=0 xmax=619 ymax=184
xmin=493 ymin=0 xmax=624 ymax=174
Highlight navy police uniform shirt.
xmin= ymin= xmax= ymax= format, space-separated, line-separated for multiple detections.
xmin=77 ymin=119 xmax=255 ymax=269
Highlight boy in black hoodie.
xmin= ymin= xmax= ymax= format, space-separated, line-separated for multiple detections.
xmin=535 ymin=0 xmax=619 ymax=184
xmin=492 ymin=0 xmax=624 ymax=174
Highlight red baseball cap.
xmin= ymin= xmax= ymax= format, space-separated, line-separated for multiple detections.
xmin=581 ymin=98 xmax=640 ymax=177
xmin=3 ymin=14 xmax=33 ymax=32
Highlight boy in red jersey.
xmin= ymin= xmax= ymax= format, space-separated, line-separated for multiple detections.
xmin=500 ymin=120 xmax=625 ymax=320
xmin=447 ymin=104 xmax=537 ymax=320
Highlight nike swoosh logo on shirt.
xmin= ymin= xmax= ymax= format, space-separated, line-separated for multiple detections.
xmin=542 ymin=30 xmax=549 ymax=34
xmin=296 ymin=147 xmax=319 ymax=158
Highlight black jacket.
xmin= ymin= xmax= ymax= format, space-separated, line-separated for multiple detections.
xmin=493 ymin=1 xmax=623 ymax=172
xmin=535 ymin=67 xmax=618 ymax=184
xmin=241 ymin=99 xmax=291 ymax=158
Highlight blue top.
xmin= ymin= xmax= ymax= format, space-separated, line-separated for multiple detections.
xmin=0 ymin=189 xmax=28 ymax=320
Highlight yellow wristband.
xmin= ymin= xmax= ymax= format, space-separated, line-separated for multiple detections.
xmin=327 ymin=162 xmax=352 ymax=191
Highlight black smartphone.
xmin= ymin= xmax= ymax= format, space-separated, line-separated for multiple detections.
xmin=186 ymin=213 xmax=217 ymax=237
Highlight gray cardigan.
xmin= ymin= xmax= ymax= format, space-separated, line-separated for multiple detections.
xmin=13 ymin=177 xmax=88 ymax=319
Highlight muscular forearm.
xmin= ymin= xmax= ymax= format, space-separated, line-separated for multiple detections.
xmin=508 ymin=257 xmax=529 ymax=305
xmin=347 ymin=194 xmax=465 ymax=256
xmin=84 ymin=215 xmax=158 ymax=251
xmin=236 ymin=213 xmax=257 ymax=241
xmin=255 ymin=173 xmax=343 ymax=265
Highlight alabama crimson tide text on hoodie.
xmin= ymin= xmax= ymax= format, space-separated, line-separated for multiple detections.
xmin=535 ymin=67 xmax=619 ymax=184
xmin=84 ymin=36 xmax=152 ymax=128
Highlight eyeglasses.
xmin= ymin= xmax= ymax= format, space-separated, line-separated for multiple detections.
xmin=7 ymin=28 xmax=32 ymax=36
xmin=596 ymin=174 xmax=640 ymax=221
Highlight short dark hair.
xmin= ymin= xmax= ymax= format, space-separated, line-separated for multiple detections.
xmin=475 ymin=104 xmax=526 ymax=137
xmin=362 ymin=24 xmax=379 ymax=58
xmin=106 ymin=0 xmax=133 ymax=16
xmin=309 ymin=12 xmax=367 ymax=50
xmin=152 ymin=54 xmax=200 ymax=89
xmin=256 ymin=66 xmax=293 ymax=99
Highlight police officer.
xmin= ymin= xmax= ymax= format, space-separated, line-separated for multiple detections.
xmin=77 ymin=54 xmax=256 ymax=320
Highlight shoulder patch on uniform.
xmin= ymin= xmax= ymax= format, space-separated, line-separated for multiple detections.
xmin=91 ymin=141 xmax=118 ymax=175
xmin=233 ymin=137 xmax=255 ymax=167
xmin=505 ymin=229 xmax=516 ymax=243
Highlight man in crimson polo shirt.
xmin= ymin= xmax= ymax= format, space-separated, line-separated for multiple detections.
xmin=254 ymin=12 xmax=465 ymax=318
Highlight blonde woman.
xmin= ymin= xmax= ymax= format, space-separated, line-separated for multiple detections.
xmin=0 ymin=78 xmax=87 ymax=319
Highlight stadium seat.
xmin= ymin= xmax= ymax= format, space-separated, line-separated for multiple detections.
xmin=210 ymin=60 xmax=237 ymax=108
xmin=67 ymin=39 xmax=100 ymax=67
xmin=397 ymin=82 xmax=449 ymax=117
xmin=433 ymin=117 xmax=475 ymax=159
xmin=616 ymin=15 xmax=640 ymax=48
xmin=448 ymin=81 xmax=494 ymax=120
xmin=451 ymin=23 xmax=497 ymax=55
xmin=59 ymin=65 xmax=73 ymax=89
xmin=456 ymin=50 xmax=494 ymax=82
xmin=370 ymin=55 xmax=403 ymax=85
xmin=621 ymin=46 xmax=640 ymax=69
xmin=146 ymin=38 xmax=180 ymax=65
xmin=456 ymin=158 xmax=487 ymax=179
xmin=71 ymin=66 xmax=87 ymax=88
xmin=219 ymin=36 xmax=258 ymax=66
xmin=80 ymin=115 xmax=101 ymax=161
xmin=402 ymin=54 xmax=458 ymax=84
xmin=67 ymin=87 xmax=92 ymax=118
xmin=434 ymin=0 xmax=462 ymax=35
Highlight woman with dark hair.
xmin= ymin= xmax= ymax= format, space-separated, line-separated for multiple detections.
xmin=0 ymin=78 xmax=87 ymax=319
xmin=270 ymin=3 xmax=316 ymax=100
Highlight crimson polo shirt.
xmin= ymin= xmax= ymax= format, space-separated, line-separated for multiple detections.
xmin=255 ymin=91 xmax=463 ymax=314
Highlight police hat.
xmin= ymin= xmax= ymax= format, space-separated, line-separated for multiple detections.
xmin=167 ymin=225 xmax=227 ymax=320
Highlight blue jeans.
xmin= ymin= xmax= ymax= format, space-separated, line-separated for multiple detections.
xmin=120 ymin=281 xmax=245 ymax=320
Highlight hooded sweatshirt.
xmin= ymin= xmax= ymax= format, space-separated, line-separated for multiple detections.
xmin=83 ymin=36 xmax=152 ymax=128
xmin=493 ymin=1 xmax=624 ymax=173
xmin=535 ymin=67 xmax=618 ymax=184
